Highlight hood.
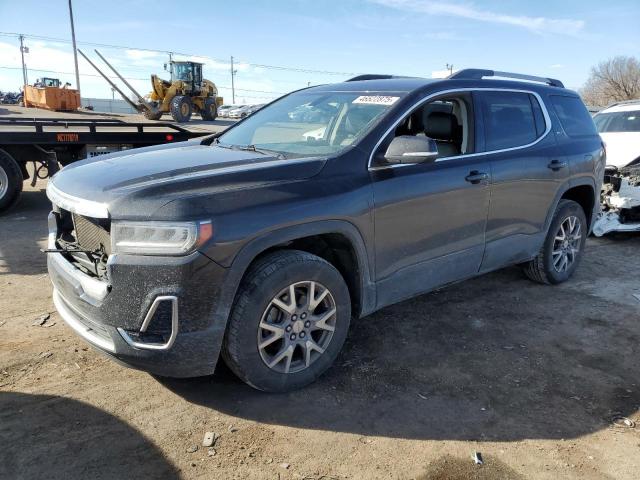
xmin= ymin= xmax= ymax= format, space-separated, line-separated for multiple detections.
xmin=47 ymin=141 xmax=326 ymax=219
xmin=600 ymin=132 xmax=640 ymax=168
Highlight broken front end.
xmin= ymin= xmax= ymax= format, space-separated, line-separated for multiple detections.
xmin=593 ymin=165 xmax=640 ymax=236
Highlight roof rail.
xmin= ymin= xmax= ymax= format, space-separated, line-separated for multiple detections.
xmin=449 ymin=69 xmax=565 ymax=88
xmin=346 ymin=74 xmax=417 ymax=82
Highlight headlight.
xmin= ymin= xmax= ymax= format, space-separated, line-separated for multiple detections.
xmin=111 ymin=221 xmax=212 ymax=256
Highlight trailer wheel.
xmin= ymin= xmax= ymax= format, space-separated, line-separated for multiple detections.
xmin=170 ymin=96 xmax=193 ymax=123
xmin=143 ymin=109 xmax=163 ymax=120
xmin=200 ymin=98 xmax=217 ymax=121
xmin=0 ymin=150 xmax=23 ymax=213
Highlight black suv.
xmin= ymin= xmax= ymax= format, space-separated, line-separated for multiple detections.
xmin=46 ymin=69 xmax=604 ymax=392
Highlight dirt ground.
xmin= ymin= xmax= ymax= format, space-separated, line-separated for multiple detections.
xmin=1 ymin=182 xmax=639 ymax=480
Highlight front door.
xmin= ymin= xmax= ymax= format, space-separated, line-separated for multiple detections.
xmin=370 ymin=93 xmax=491 ymax=309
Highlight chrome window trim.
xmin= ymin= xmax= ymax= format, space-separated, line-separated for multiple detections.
xmin=117 ymin=295 xmax=178 ymax=351
xmin=47 ymin=181 xmax=110 ymax=219
xmin=368 ymin=87 xmax=552 ymax=171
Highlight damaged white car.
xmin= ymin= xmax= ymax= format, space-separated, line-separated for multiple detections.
xmin=592 ymin=100 xmax=640 ymax=236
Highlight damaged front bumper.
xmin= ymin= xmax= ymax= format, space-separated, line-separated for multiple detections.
xmin=592 ymin=165 xmax=640 ymax=236
xmin=46 ymin=211 xmax=231 ymax=377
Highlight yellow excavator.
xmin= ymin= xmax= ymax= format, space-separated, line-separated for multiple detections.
xmin=78 ymin=49 xmax=223 ymax=122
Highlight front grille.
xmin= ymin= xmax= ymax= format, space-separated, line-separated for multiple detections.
xmin=72 ymin=213 xmax=111 ymax=255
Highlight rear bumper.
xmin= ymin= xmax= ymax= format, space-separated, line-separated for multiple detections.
xmin=47 ymin=213 xmax=233 ymax=377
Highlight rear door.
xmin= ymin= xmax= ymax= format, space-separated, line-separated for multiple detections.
xmin=475 ymin=89 xmax=567 ymax=271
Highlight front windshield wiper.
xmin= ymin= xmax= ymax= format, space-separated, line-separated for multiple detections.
xmin=213 ymin=139 xmax=286 ymax=159
xmin=237 ymin=144 xmax=286 ymax=160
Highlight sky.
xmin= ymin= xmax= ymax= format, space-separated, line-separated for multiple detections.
xmin=0 ymin=0 xmax=639 ymax=102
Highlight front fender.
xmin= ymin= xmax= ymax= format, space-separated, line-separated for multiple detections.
xmin=208 ymin=220 xmax=376 ymax=328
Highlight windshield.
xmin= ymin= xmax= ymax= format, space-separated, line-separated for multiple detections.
xmin=217 ymin=90 xmax=404 ymax=157
xmin=594 ymin=110 xmax=640 ymax=133
xmin=173 ymin=63 xmax=193 ymax=82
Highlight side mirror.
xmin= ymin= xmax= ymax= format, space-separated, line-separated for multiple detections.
xmin=163 ymin=63 xmax=168 ymax=71
xmin=384 ymin=135 xmax=439 ymax=164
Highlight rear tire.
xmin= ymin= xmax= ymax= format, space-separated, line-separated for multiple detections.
xmin=0 ymin=149 xmax=23 ymax=214
xmin=170 ymin=95 xmax=192 ymax=123
xmin=523 ymin=199 xmax=587 ymax=284
xmin=200 ymin=98 xmax=217 ymax=121
xmin=222 ymin=250 xmax=351 ymax=392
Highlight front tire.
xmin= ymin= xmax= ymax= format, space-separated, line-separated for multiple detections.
xmin=170 ymin=95 xmax=192 ymax=123
xmin=200 ymin=98 xmax=217 ymax=120
xmin=222 ymin=250 xmax=351 ymax=392
xmin=0 ymin=149 xmax=23 ymax=213
xmin=523 ymin=199 xmax=587 ymax=284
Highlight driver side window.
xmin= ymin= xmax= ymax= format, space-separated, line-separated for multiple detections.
xmin=377 ymin=93 xmax=475 ymax=164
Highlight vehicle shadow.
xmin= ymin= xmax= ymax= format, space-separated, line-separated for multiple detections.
xmin=0 ymin=188 xmax=50 ymax=276
xmin=161 ymin=253 xmax=640 ymax=442
xmin=0 ymin=392 xmax=179 ymax=479
xmin=0 ymin=107 xmax=19 ymax=116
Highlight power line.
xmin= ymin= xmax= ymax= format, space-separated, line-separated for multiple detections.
xmin=0 ymin=31 xmax=359 ymax=76
xmin=0 ymin=65 xmax=289 ymax=96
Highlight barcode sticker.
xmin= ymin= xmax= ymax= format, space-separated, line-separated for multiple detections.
xmin=352 ymin=95 xmax=400 ymax=106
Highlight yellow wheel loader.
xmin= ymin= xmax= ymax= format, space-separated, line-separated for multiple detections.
xmin=78 ymin=49 xmax=223 ymax=123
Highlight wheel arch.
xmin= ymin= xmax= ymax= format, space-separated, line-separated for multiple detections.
xmin=213 ymin=221 xmax=376 ymax=328
xmin=544 ymin=178 xmax=597 ymax=232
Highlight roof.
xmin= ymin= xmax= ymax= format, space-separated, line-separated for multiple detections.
xmin=309 ymin=69 xmax=568 ymax=95
xmin=311 ymin=77 xmax=436 ymax=93
xmin=600 ymin=100 xmax=640 ymax=113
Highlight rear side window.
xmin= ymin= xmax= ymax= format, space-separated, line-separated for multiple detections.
xmin=479 ymin=91 xmax=542 ymax=150
xmin=550 ymin=95 xmax=598 ymax=137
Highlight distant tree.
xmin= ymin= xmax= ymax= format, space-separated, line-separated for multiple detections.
xmin=581 ymin=56 xmax=640 ymax=108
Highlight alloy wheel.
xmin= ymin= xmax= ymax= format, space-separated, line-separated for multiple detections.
xmin=552 ymin=215 xmax=581 ymax=273
xmin=257 ymin=281 xmax=337 ymax=374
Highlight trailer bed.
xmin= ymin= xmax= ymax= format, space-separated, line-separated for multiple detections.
xmin=0 ymin=106 xmax=234 ymax=212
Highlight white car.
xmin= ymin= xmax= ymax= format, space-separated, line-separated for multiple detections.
xmin=218 ymin=105 xmax=238 ymax=118
xmin=592 ymin=101 xmax=640 ymax=236
xmin=594 ymin=101 xmax=640 ymax=168
xmin=228 ymin=105 xmax=251 ymax=119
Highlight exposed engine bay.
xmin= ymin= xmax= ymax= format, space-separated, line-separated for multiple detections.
xmin=592 ymin=165 xmax=640 ymax=236
xmin=51 ymin=207 xmax=111 ymax=280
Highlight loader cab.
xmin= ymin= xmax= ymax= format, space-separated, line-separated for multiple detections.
xmin=171 ymin=61 xmax=203 ymax=92
xmin=36 ymin=78 xmax=61 ymax=88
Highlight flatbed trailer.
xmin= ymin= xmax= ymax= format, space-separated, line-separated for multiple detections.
xmin=0 ymin=116 xmax=209 ymax=212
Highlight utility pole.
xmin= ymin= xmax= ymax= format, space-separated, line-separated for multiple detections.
xmin=446 ymin=63 xmax=454 ymax=76
xmin=19 ymin=35 xmax=28 ymax=87
xmin=230 ymin=56 xmax=237 ymax=104
xmin=68 ymin=0 xmax=81 ymax=98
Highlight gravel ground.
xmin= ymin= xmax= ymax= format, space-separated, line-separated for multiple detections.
xmin=1 ymin=183 xmax=639 ymax=480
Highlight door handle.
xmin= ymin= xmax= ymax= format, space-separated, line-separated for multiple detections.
xmin=547 ymin=160 xmax=568 ymax=171
xmin=465 ymin=171 xmax=489 ymax=184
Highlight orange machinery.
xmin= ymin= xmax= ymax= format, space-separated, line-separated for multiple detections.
xmin=24 ymin=78 xmax=80 ymax=111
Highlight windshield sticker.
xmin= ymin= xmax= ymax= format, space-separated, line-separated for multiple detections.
xmin=352 ymin=95 xmax=400 ymax=106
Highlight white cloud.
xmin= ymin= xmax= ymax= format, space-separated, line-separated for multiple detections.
xmin=0 ymin=40 xmax=288 ymax=103
xmin=370 ymin=0 xmax=585 ymax=36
